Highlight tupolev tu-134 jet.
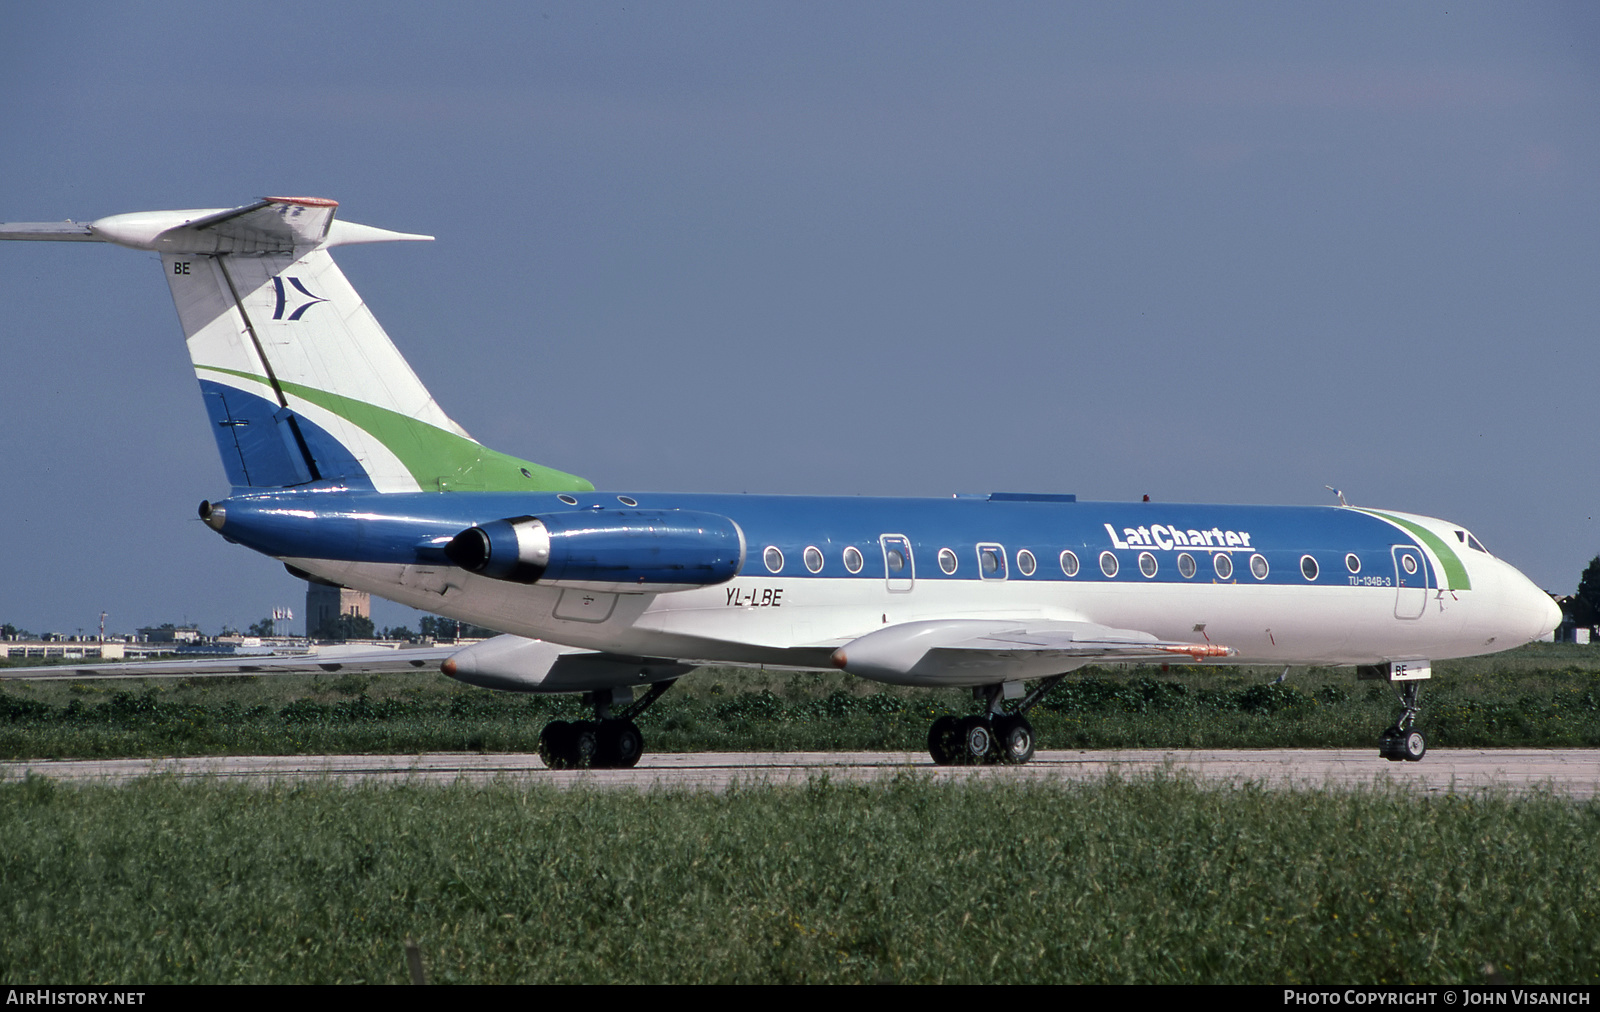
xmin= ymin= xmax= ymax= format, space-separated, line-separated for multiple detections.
xmin=1 ymin=197 xmax=1561 ymax=768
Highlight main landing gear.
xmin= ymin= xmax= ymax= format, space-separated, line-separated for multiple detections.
xmin=538 ymin=679 xmax=677 ymax=770
xmin=1377 ymin=679 xmax=1427 ymax=762
xmin=927 ymin=677 xmax=1064 ymax=766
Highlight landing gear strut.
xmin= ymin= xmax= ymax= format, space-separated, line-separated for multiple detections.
xmin=1378 ymin=680 xmax=1427 ymax=762
xmin=928 ymin=677 xmax=1063 ymax=767
xmin=538 ymin=679 xmax=677 ymax=770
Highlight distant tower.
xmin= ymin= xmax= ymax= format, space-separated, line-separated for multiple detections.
xmin=305 ymin=582 xmax=371 ymax=638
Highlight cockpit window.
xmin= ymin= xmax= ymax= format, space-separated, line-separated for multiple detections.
xmin=1457 ymin=529 xmax=1490 ymax=554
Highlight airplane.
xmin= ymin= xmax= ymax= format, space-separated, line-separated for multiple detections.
xmin=0 ymin=197 xmax=1562 ymax=768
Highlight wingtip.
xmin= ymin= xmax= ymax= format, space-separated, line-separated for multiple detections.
xmin=265 ymin=196 xmax=340 ymax=208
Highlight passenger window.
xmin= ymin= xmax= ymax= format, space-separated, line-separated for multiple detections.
xmin=977 ymin=544 xmax=1007 ymax=580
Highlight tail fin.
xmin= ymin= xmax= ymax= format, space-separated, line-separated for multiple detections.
xmin=2 ymin=197 xmax=590 ymax=494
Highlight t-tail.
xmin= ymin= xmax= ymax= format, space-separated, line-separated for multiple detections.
xmin=1 ymin=197 xmax=590 ymax=494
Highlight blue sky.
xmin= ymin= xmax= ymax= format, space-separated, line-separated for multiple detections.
xmin=2 ymin=2 xmax=1596 ymax=636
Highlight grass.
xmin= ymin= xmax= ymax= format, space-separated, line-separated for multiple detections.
xmin=1 ymin=773 xmax=1594 ymax=984
xmin=5 ymin=647 xmax=1595 ymax=985
xmin=2 ymin=644 xmax=1599 ymax=759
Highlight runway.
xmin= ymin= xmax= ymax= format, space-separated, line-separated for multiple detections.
xmin=5 ymin=748 xmax=1599 ymax=796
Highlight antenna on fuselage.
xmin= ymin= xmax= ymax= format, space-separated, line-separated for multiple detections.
xmin=1324 ymin=485 xmax=1349 ymax=507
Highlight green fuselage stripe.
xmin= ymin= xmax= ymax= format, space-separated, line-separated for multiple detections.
xmin=197 ymin=365 xmax=592 ymax=492
xmin=1358 ymin=509 xmax=1471 ymax=591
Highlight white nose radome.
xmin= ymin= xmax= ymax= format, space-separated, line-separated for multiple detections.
xmin=1503 ymin=560 xmax=1562 ymax=645
xmin=1536 ymin=588 xmax=1563 ymax=641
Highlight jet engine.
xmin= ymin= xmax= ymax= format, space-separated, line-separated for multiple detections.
xmin=444 ymin=509 xmax=745 ymax=592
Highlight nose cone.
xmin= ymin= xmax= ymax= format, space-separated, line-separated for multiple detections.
xmin=1538 ymin=591 xmax=1563 ymax=640
xmin=1504 ymin=564 xmax=1563 ymax=644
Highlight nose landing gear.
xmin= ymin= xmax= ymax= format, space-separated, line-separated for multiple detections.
xmin=1377 ymin=679 xmax=1426 ymax=762
xmin=1360 ymin=664 xmax=1430 ymax=762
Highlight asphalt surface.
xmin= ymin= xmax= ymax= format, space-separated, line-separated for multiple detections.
xmin=5 ymin=749 xmax=1599 ymax=796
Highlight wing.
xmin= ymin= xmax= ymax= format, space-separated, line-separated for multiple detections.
xmin=0 ymin=645 xmax=458 ymax=681
xmin=0 ymin=634 xmax=692 ymax=695
xmin=831 ymin=619 xmax=1234 ymax=686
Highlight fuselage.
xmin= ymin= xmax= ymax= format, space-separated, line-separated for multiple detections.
xmin=207 ymin=487 xmax=1560 ymax=684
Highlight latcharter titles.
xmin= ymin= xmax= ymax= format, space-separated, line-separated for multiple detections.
xmin=1106 ymin=522 xmax=1253 ymax=552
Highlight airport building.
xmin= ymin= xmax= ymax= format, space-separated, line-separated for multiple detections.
xmin=0 ymin=640 xmax=173 ymax=661
xmin=305 ymin=582 xmax=371 ymax=638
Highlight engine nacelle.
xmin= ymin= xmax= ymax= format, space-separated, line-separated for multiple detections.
xmin=444 ymin=509 xmax=746 ymax=592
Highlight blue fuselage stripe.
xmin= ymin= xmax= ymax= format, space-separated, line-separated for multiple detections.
xmin=211 ymin=489 xmax=1435 ymax=590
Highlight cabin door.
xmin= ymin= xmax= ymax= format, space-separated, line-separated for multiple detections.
xmin=880 ymin=535 xmax=915 ymax=592
xmin=1392 ymin=545 xmax=1429 ymax=619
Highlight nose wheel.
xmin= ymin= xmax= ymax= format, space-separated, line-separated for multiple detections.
xmin=1378 ymin=679 xmax=1427 ymax=762
xmin=1380 ymin=726 xmax=1427 ymax=761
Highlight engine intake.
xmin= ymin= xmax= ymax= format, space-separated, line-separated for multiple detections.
xmin=445 ymin=509 xmax=746 ymax=592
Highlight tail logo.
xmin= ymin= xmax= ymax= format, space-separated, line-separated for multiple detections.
xmin=272 ymin=276 xmax=329 ymax=321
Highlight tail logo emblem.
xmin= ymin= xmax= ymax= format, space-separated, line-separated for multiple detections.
xmin=272 ymin=276 xmax=328 ymax=321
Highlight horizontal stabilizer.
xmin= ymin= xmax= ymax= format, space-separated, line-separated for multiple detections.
xmin=0 ymin=221 xmax=99 ymax=241
xmin=832 ymin=618 xmax=1234 ymax=686
xmin=1 ymin=198 xmax=433 ymax=254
